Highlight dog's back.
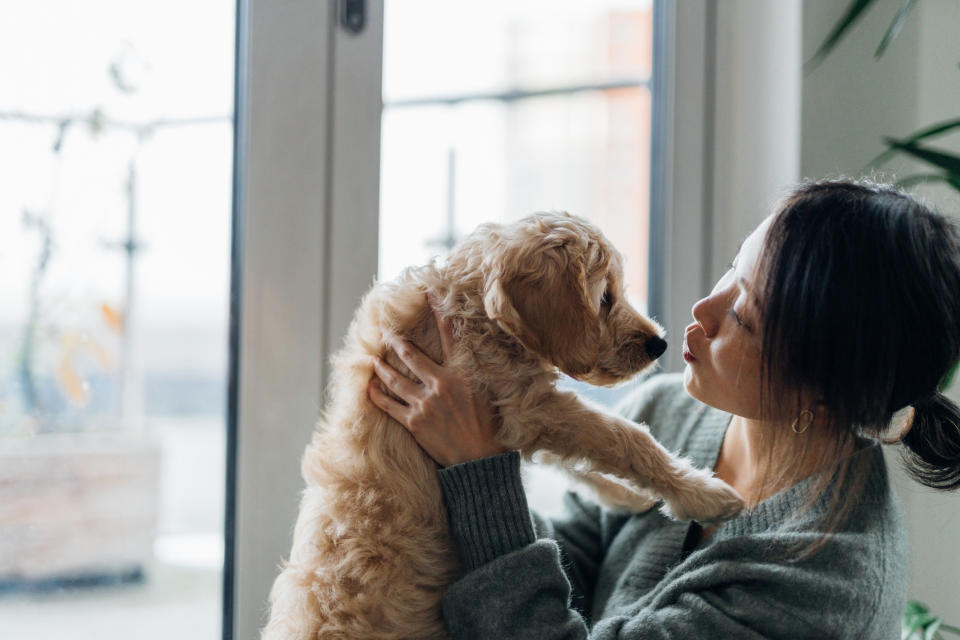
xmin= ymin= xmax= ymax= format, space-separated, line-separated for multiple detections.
xmin=263 ymin=268 xmax=461 ymax=640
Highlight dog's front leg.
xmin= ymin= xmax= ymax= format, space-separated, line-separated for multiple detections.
xmin=511 ymin=391 xmax=743 ymax=523
xmin=535 ymin=451 xmax=660 ymax=513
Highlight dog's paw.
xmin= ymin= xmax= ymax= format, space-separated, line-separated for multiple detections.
xmin=658 ymin=470 xmax=744 ymax=524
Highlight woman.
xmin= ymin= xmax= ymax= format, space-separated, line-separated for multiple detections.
xmin=367 ymin=179 xmax=960 ymax=639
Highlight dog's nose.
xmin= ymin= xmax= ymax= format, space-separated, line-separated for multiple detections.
xmin=645 ymin=336 xmax=667 ymax=359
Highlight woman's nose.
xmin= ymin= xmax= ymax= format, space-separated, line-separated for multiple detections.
xmin=691 ymin=295 xmax=720 ymax=337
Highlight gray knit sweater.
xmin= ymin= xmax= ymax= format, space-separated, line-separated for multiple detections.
xmin=437 ymin=373 xmax=907 ymax=639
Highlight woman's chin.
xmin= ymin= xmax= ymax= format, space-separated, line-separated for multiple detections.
xmin=682 ymin=363 xmax=695 ymax=386
xmin=681 ymin=364 xmax=703 ymax=401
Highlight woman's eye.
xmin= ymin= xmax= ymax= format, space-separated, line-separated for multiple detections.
xmin=729 ymin=308 xmax=745 ymax=328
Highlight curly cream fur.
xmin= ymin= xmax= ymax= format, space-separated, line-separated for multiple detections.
xmin=262 ymin=212 xmax=743 ymax=639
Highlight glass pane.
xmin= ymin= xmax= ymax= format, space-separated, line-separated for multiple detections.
xmin=0 ymin=2 xmax=234 ymax=637
xmin=381 ymin=0 xmax=654 ymax=517
xmin=383 ymin=0 xmax=653 ymax=101
xmin=380 ymin=89 xmax=651 ymax=310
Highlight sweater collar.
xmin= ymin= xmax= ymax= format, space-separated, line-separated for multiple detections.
xmin=686 ymin=405 xmax=888 ymax=538
xmin=684 ymin=404 xmax=732 ymax=471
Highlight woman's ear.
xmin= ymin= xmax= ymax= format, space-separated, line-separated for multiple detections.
xmin=483 ymin=244 xmax=601 ymax=376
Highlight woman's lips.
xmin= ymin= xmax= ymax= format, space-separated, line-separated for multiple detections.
xmin=682 ymin=324 xmax=698 ymax=363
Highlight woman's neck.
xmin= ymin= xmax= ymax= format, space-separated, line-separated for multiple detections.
xmin=714 ymin=414 xmax=854 ymax=508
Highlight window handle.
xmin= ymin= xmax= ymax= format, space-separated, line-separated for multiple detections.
xmin=338 ymin=0 xmax=365 ymax=35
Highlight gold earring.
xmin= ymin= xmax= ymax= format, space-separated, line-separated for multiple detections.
xmin=791 ymin=409 xmax=814 ymax=434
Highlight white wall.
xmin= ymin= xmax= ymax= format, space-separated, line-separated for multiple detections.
xmin=710 ymin=0 xmax=802 ymax=282
xmin=802 ymin=0 xmax=960 ymax=620
xmin=801 ymin=0 xmax=920 ymax=181
xmin=656 ymin=0 xmax=801 ymax=373
xmin=915 ymin=1 xmax=960 ymax=212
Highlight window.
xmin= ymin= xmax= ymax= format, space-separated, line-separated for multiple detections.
xmin=0 ymin=2 xmax=234 ymax=637
xmin=380 ymin=0 xmax=655 ymax=515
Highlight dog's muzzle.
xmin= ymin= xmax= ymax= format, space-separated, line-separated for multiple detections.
xmin=645 ymin=336 xmax=667 ymax=359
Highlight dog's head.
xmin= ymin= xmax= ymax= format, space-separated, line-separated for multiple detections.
xmin=481 ymin=212 xmax=665 ymax=384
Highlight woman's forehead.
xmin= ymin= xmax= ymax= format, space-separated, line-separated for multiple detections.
xmin=737 ymin=215 xmax=774 ymax=264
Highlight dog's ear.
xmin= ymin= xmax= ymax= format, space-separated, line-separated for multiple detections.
xmin=483 ymin=239 xmax=601 ymax=376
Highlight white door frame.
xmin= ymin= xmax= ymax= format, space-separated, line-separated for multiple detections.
xmin=228 ymin=1 xmax=383 ymax=638
xmin=649 ymin=0 xmax=716 ymax=373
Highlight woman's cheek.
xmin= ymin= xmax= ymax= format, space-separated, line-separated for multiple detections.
xmin=714 ymin=335 xmax=758 ymax=377
xmin=710 ymin=338 xmax=733 ymax=370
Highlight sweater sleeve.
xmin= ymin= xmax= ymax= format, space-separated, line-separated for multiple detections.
xmin=529 ymin=491 xmax=610 ymax=619
xmin=437 ymin=452 xmax=537 ymax=572
xmin=439 ymin=453 xmax=623 ymax=620
xmin=439 ymin=451 xmax=600 ymax=638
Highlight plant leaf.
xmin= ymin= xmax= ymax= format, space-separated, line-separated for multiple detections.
xmin=904 ymin=602 xmax=934 ymax=640
xmin=805 ymin=0 xmax=880 ymax=73
xmin=883 ymin=138 xmax=960 ymax=175
xmin=875 ymin=0 xmax=918 ymax=58
xmin=944 ymin=359 xmax=960 ymax=391
xmin=926 ymin=619 xmax=943 ymax=640
xmin=868 ymin=118 xmax=960 ymax=167
xmin=906 ymin=601 xmax=930 ymax=616
xmin=906 ymin=615 xmax=942 ymax=640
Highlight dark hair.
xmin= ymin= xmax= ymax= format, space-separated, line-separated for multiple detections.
xmin=752 ymin=178 xmax=960 ymax=553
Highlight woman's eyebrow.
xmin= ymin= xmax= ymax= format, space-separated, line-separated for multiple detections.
xmin=737 ymin=276 xmax=761 ymax=308
xmin=731 ymin=234 xmax=749 ymax=267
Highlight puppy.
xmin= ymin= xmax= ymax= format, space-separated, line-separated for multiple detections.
xmin=262 ymin=212 xmax=743 ymax=639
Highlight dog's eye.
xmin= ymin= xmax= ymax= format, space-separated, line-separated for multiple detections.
xmin=600 ymin=290 xmax=612 ymax=308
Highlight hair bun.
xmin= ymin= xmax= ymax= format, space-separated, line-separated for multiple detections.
xmin=901 ymin=392 xmax=960 ymax=490
xmin=911 ymin=393 xmax=941 ymax=411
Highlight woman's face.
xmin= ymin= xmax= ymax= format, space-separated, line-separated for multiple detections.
xmin=683 ymin=214 xmax=783 ymax=421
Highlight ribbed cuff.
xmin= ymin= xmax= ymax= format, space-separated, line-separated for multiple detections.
xmin=437 ymin=451 xmax=537 ymax=572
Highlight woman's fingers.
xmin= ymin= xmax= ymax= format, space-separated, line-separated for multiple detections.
xmin=367 ymin=381 xmax=413 ymax=429
xmin=429 ymin=296 xmax=456 ymax=362
xmin=388 ymin=334 xmax=440 ymax=382
xmin=371 ymin=356 xmax=421 ymax=402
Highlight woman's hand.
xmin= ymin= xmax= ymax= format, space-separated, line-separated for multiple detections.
xmin=366 ymin=298 xmax=508 ymax=467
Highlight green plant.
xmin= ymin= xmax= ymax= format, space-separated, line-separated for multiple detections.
xmin=806 ymin=0 xmax=960 ymax=197
xmin=903 ymin=600 xmax=960 ymax=640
